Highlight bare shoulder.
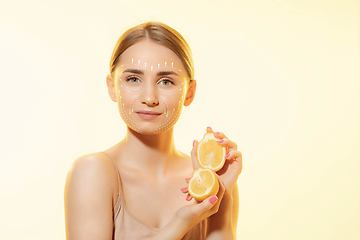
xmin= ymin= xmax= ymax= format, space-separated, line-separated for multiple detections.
xmin=64 ymin=152 xmax=117 ymax=240
xmin=65 ymin=152 xmax=118 ymax=198
xmin=67 ymin=152 xmax=117 ymax=181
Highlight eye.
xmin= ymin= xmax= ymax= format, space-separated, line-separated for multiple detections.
xmin=159 ymin=78 xmax=174 ymax=86
xmin=126 ymin=75 xmax=141 ymax=83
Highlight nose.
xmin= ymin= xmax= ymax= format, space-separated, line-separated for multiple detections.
xmin=141 ymin=83 xmax=159 ymax=107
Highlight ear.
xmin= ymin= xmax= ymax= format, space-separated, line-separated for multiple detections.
xmin=106 ymin=73 xmax=117 ymax=102
xmin=184 ymin=79 xmax=196 ymax=106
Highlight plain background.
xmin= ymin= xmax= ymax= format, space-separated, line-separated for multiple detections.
xmin=0 ymin=0 xmax=359 ymax=239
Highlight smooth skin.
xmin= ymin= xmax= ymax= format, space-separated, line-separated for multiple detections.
xmin=64 ymin=39 xmax=241 ymax=240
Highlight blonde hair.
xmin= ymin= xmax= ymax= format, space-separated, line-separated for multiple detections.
xmin=109 ymin=21 xmax=194 ymax=81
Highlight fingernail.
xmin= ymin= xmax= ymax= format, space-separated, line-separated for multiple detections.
xmin=209 ymin=195 xmax=218 ymax=204
xmin=217 ymin=139 xmax=224 ymax=143
xmin=193 ymin=140 xmax=196 ymax=147
xmin=180 ymin=187 xmax=187 ymax=192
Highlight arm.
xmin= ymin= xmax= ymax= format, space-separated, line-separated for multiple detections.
xmin=206 ymin=183 xmax=239 ymax=240
xmin=64 ymin=155 xmax=116 ymax=240
xmin=232 ymin=183 xmax=239 ymax=237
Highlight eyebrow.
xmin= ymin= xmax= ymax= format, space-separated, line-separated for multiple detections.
xmin=122 ymin=68 xmax=179 ymax=76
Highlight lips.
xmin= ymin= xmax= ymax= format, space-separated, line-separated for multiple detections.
xmin=136 ymin=110 xmax=162 ymax=115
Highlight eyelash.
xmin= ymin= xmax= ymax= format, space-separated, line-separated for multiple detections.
xmin=125 ymin=75 xmax=175 ymax=86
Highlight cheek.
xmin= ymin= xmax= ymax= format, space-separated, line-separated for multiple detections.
xmin=162 ymin=85 xmax=186 ymax=106
xmin=169 ymin=96 xmax=183 ymax=109
xmin=160 ymin=92 xmax=184 ymax=110
xmin=162 ymin=96 xmax=185 ymax=120
xmin=117 ymin=87 xmax=138 ymax=105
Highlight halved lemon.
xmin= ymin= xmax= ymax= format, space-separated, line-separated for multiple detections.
xmin=188 ymin=168 xmax=219 ymax=201
xmin=197 ymin=132 xmax=226 ymax=171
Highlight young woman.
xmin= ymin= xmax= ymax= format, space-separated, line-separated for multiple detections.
xmin=64 ymin=21 xmax=242 ymax=240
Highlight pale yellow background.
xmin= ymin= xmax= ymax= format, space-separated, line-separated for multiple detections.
xmin=0 ymin=0 xmax=359 ymax=239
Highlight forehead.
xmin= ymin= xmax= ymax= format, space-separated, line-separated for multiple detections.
xmin=117 ymin=39 xmax=186 ymax=72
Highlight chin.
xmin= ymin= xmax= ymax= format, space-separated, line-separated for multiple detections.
xmin=129 ymin=122 xmax=174 ymax=135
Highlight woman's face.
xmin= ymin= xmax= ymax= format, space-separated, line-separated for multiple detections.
xmin=108 ymin=39 xmax=194 ymax=135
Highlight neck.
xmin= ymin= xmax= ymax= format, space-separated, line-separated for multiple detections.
xmin=119 ymin=126 xmax=182 ymax=177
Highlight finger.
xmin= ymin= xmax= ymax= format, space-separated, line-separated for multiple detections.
xmin=181 ymin=194 xmax=218 ymax=221
xmin=194 ymin=194 xmax=218 ymax=212
xmin=177 ymin=194 xmax=218 ymax=222
xmin=180 ymin=187 xmax=188 ymax=193
xmin=186 ymin=194 xmax=193 ymax=201
xmin=213 ymin=131 xmax=227 ymax=139
xmin=216 ymin=138 xmax=237 ymax=150
xmin=206 ymin=126 xmax=214 ymax=133
xmin=225 ymin=150 xmax=242 ymax=160
xmin=191 ymin=140 xmax=200 ymax=170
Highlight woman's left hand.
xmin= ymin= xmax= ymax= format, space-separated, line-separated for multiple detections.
xmin=181 ymin=126 xmax=243 ymax=201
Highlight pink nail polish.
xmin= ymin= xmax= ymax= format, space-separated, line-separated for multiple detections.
xmin=209 ymin=196 xmax=218 ymax=204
